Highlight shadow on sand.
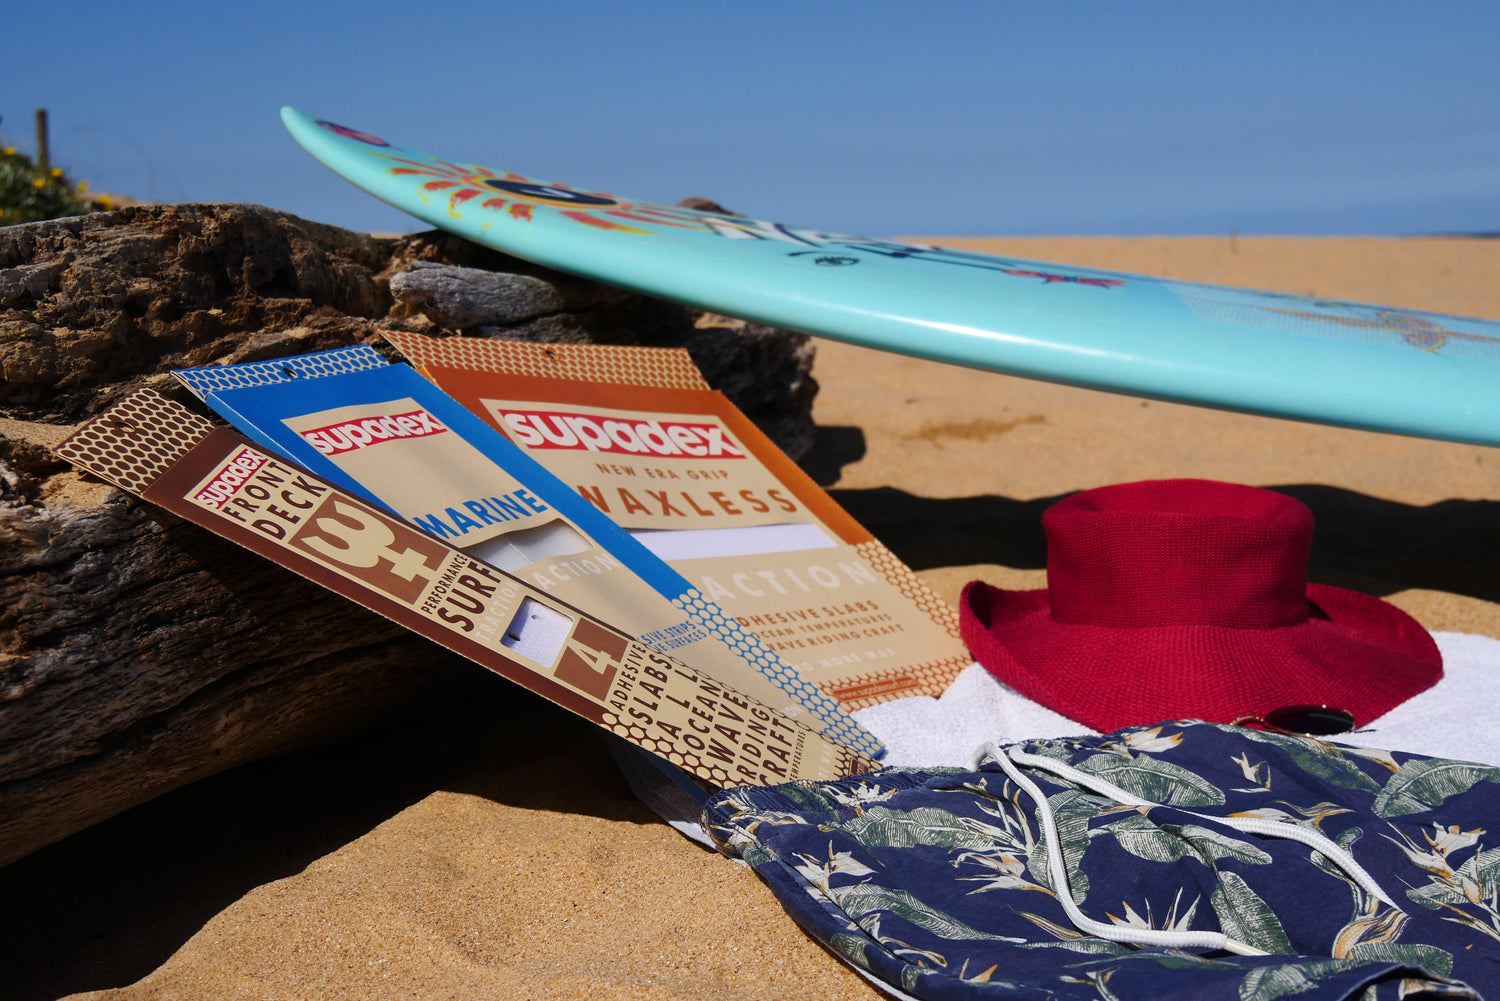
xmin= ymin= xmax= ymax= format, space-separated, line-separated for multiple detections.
xmin=0 ymin=679 xmax=634 ymax=1001
xmin=828 ymin=483 xmax=1500 ymax=603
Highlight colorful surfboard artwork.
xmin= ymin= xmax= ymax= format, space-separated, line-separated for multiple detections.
xmin=283 ymin=108 xmax=1500 ymax=448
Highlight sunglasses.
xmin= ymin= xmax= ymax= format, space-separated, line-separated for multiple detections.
xmin=1232 ymin=704 xmax=1357 ymax=737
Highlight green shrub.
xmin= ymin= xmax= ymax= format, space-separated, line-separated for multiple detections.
xmin=0 ymin=144 xmax=95 ymax=224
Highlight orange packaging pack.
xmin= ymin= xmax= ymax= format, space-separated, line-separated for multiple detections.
xmin=385 ymin=333 xmax=971 ymax=709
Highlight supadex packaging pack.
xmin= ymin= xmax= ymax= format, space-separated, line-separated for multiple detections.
xmin=172 ymin=349 xmax=881 ymax=756
xmin=384 ymin=333 xmax=972 ymax=710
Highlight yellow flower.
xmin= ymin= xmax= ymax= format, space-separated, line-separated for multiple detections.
xmin=49 ymin=167 xmax=63 ymax=178
xmin=1 ymin=146 xmax=14 ymax=156
xmin=98 ymin=194 xmax=114 ymax=208
xmin=76 ymin=180 xmax=89 ymax=192
xmin=32 ymin=177 xmax=46 ymax=189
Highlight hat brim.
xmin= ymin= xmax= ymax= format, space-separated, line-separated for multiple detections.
xmin=960 ymin=580 xmax=1442 ymax=733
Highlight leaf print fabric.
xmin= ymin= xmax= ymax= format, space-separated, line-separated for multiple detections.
xmin=703 ymin=722 xmax=1500 ymax=1001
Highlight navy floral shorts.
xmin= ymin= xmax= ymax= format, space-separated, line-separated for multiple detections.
xmin=704 ymin=721 xmax=1500 ymax=1001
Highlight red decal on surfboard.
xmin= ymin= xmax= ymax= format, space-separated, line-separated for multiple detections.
xmin=1002 ymin=269 xmax=1124 ymax=288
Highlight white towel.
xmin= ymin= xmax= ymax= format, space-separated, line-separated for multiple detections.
xmin=850 ymin=661 xmax=1086 ymax=768
xmin=853 ymin=632 xmax=1500 ymax=768
xmin=1333 ymin=632 xmax=1500 ymax=764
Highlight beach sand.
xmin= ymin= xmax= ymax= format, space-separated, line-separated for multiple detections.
xmin=4 ymin=236 xmax=1497 ymax=1000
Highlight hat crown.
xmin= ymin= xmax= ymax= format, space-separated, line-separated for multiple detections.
xmin=1044 ymin=480 xmax=1313 ymax=629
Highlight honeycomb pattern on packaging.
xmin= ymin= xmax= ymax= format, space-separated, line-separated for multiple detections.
xmin=671 ymin=587 xmax=884 ymax=758
xmin=384 ymin=332 xmax=710 ymax=390
xmin=856 ymin=540 xmax=962 ymax=639
xmin=53 ymin=390 xmax=215 ymax=496
xmin=600 ymin=708 xmax=732 ymax=786
xmin=174 ymin=346 xmax=389 ymax=399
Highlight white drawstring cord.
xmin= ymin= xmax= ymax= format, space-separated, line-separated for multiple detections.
xmin=972 ymin=742 xmax=1268 ymax=956
xmin=1006 ymin=747 xmax=1404 ymax=912
xmin=1214 ymin=815 xmax=1401 ymax=910
xmin=967 ymin=741 xmax=1406 ymax=954
xmin=1003 ymin=748 xmax=1154 ymax=807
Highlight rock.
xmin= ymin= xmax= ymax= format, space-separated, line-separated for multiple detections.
xmin=390 ymin=264 xmax=567 ymax=327
xmin=681 ymin=316 xmax=818 ymax=458
xmin=0 ymin=202 xmax=817 ymax=866
xmin=0 ymin=426 xmax=485 ymax=868
xmin=386 ymin=261 xmax=819 ymax=458
xmin=0 ymin=202 xmax=816 ymax=452
xmin=0 ymin=204 xmax=392 ymax=422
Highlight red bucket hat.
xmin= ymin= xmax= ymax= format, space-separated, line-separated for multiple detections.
xmin=959 ymin=479 xmax=1442 ymax=732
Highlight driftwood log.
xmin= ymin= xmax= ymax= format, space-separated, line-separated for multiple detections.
xmin=0 ymin=203 xmax=817 ymax=867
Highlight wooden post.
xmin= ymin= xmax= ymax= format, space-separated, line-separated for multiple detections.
xmin=35 ymin=109 xmax=49 ymax=172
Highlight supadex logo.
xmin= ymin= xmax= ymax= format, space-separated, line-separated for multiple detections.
xmin=300 ymin=409 xmax=449 ymax=456
xmin=500 ymin=410 xmax=745 ymax=459
xmin=193 ymin=446 xmax=269 ymax=509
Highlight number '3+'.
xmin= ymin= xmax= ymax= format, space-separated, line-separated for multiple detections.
xmin=298 ymin=499 xmax=439 ymax=586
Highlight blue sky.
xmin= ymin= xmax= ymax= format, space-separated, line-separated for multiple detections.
xmin=6 ymin=2 xmax=1497 ymax=237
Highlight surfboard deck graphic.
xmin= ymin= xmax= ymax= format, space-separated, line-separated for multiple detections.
xmin=283 ymin=107 xmax=1500 ymax=448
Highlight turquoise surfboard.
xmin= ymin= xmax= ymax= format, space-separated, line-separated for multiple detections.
xmin=282 ymin=107 xmax=1500 ymax=448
